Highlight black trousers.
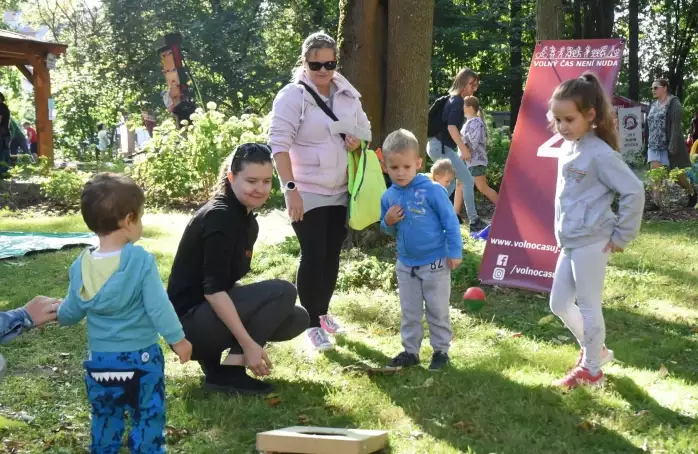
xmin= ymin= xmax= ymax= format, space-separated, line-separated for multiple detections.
xmin=179 ymin=279 xmax=309 ymax=365
xmin=292 ymin=205 xmax=348 ymax=328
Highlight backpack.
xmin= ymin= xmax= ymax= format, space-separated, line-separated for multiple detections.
xmin=427 ymin=95 xmax=450 ymax=138
xmin=347 ymin=141 xmax=387 ymax=230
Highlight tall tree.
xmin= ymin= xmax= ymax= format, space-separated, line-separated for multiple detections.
xmin=628 ymin=0 xmax=639 ymax=100
xmin=536 ymin=0 xmax=563 ymax=39
xmin=582 ymin=0 xmax=616 ymax=38
xmin=339 ymin=0 xmax=434 ymax=149
xmin=337 ymin=0 xmax=387 ymax=143
xmin=383 ymin=0 xmax=435 ymax=149
xmin=509 ymin=0 xmax=523 ymax=129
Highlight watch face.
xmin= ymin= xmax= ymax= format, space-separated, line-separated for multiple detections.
xmin=286 ymin=182 xmax=296 ymax=190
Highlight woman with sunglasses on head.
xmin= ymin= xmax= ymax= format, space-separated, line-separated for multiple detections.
xmin=646 ymin=78 xmax=696 ymax=209
xmin=269 ymin=31 xmax=371 ymax=352
xmin=167 ymin=144 xmax=309 ymax=395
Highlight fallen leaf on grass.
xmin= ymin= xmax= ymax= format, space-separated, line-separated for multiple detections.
xmin=511 ymin=332 xmax=522 ymax=338
xmin=538 ymin=315 xmax=556 ymax=325
xmin=267 ymin=397 xmax=282 ymax=408
xmin=635 ymin=410 xmax=650 ymax=417
xmin=658 ymin=364 xmax=669 ymax=378
xmin=409 ymin=430 xmax=424 ymax=439
xmin=577 ymin=420 xmax=596 ymax=431
xmin=298 ymin=415 xmax=309 ymax=425
xmin=556 ymin=335 xmax=571 ymax=342
xmin=453 ymin=420 xmax=476 ymax=433
xmin=165 ymin=425 xmax=189 ymax=442
xmin=59 ymin=353 xmax=70 ymax=358
xmin=423 ymin=377 xmax=434 ymax=388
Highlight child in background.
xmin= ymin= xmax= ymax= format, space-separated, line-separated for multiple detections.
xmin=380 ymin=129 xmax=462 ymax=371
xmin=431 ymin=158 xmax=456 ymax=191
xmin=548 ymin=72 xmax=644 ymax=389
xmin=58 ymin=173 xmax=192 ymax=453
xmin=461 ymin=96 xmax=498 ymax=204
xmin=686 ymin=153 xmax=698 ymax=186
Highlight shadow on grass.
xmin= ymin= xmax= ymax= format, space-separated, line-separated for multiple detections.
xmin=465 ymin=300 xmax=698 ymax=386
xmin=325 ymin=338 xmax=644 ymax=454
xmin=168 ymin=375 xmax=370 ymax=452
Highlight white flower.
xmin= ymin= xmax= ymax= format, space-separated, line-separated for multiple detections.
xmin=206 ymin=101 xmax=217 ymax=111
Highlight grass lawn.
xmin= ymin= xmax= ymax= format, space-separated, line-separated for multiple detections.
xmin=0 ymin=210 xmax=696 ymax=453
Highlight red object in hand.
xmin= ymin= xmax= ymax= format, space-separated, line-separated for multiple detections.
xmin=463 ymin=287 xmax=486 ymax=301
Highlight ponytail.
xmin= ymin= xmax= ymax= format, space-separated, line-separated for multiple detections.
xmin=551 ymin=72 xmax=619 ymax=152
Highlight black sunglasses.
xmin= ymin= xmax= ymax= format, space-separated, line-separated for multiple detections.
xmin=307 ymin=60 xmax=337 ymax=71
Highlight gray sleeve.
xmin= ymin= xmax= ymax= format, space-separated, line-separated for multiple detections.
xmin=594 ymin=152 xmax=645 ymax=249
xmin=667 ymin=99 xmax=684 ymax=156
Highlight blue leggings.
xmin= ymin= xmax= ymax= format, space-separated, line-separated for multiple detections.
xmin=84 ymin=344 xmax=166 ymax=454
xmin=426 ymin=137 xmax=479 ymax=222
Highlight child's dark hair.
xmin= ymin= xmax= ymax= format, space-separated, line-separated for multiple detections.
xmin=81 ymin=173 xmax=145 ymax=235
xmin=212 ymin=143 xmax=273 ymax=196
xmin=551 ymin=72 xmax=619 ymax=152
xmin=431 ymin=159 xmax=455 ymax=177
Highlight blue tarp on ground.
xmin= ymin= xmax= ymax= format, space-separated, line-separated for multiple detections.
xmin=0 ymin=232 xmax=97 ymax=260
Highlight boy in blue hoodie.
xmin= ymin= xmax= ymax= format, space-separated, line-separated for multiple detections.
xmin=380 ymin=129 xmax=463 ymax=371
xmin=58 ymin=173 xmax=192 ymax=454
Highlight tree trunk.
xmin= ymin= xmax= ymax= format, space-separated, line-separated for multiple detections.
xmin=582 ymin=0 xmax=615 ymax=38
xmin=509 ymin=0 xmax=523 ymax=130
xmin=628 ymin=0 xmax=639 ymax=101
xmin=338 ymin=0 xmax=388 ymax=146
xmin=572 ymin=0 xmax=583 ymax=38
xmin=536 ymin=0 xmax=564 ymax=40
xmin=384 ymin=0 xmax=435 ymax=155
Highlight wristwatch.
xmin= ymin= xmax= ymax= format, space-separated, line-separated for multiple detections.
xmin=284 ymin=181 xmax=297 ymax=192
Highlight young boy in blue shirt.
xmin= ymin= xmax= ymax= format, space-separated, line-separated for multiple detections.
xmin=58 ymin=173 xmax=192 ymax=453
xmin=380 ymin=129 xmax=463 ymax=371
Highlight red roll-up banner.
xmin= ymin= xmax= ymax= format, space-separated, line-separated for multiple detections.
xmin=479 ymin=39 xmax=625 ymax=292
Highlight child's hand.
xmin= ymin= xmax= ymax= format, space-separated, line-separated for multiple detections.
xmin=172 ymin=339 xmax=192 ymax=363
xmin=603 ymin=241 xmax=624 ymax=254
xmin=385 ymin=205 xmax=405 ymax=226
xmin=447 ymin=258 xmax=462 ymax=270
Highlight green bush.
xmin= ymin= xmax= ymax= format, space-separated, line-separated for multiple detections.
xmin=336 ymin=248 xmax=397 ymax=293
xmin=132 ymin=104 xmax=267 ymax=205
xmin=41 ymin=168 xmax=89 ymax=207
xmin=486 ymin=125 xmax=511 ymax=190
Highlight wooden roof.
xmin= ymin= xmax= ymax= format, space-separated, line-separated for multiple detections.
xmin=0 ymin=29 xmax=67 ymax=66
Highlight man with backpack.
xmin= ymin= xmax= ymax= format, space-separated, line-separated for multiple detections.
xmin=426 ymin=69 xmax=487 ymax=231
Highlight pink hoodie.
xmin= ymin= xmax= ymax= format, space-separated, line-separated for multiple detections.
xmin=268 ymin=71 xmax=371 ymax=195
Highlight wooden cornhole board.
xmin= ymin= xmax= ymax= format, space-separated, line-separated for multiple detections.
xmin=256 ymin=426 xmax=388 ymax=454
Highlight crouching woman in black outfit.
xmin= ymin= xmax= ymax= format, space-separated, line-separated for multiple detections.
xmin=167 ymin=143 xmax=309 ymax=395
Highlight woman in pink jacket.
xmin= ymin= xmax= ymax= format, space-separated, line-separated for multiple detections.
xmin=269 ymin=32 xmax=371 ymax=352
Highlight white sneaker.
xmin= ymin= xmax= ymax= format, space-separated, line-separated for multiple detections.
xmin=306 ymin=327 xmax=333 ymax=352
xmin=319 ymin=314 xmax=346 ymax=334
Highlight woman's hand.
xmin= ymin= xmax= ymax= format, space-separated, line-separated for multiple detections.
xmin=458 ymin=147 xmax=471 ymax=161
xmin=243 ymin=341 xmax=273 ymax=377
xmin=345 ymin=135 xmax=361 ymax=152
xmin=285 ymin=190 xmax=304 ymax=222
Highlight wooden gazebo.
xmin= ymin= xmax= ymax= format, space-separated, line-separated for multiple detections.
xmin=0 ymin=29 xmax=67 ymax=161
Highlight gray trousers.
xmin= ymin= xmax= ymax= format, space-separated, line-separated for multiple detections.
xmin=549 ymin=240 xmax=610 ymax=373
xmin=396 ymin=259 xmax=452 ymax=355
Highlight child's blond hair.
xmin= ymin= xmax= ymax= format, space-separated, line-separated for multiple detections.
xmin=431 ymin=159 xmax=455 ymax=178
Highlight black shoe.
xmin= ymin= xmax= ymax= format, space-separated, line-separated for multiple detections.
xmin=429 ymin=351 xmax=450 ymax=371
xmin=469 ymin=218 xmax=488 ymax=232
xmin=688 ymin=192 xmax=697 ymax=208
xmin=203 ymin=366 xmax=274 ymax=395
xmin=387 ymin=351 xmax=419 ymax=369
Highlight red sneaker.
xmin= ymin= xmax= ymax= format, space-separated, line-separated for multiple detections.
xmin=573 ymin=346 xmax=614 ymax=369
xmin=553 ymin=367 xmax=604 ymax=389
